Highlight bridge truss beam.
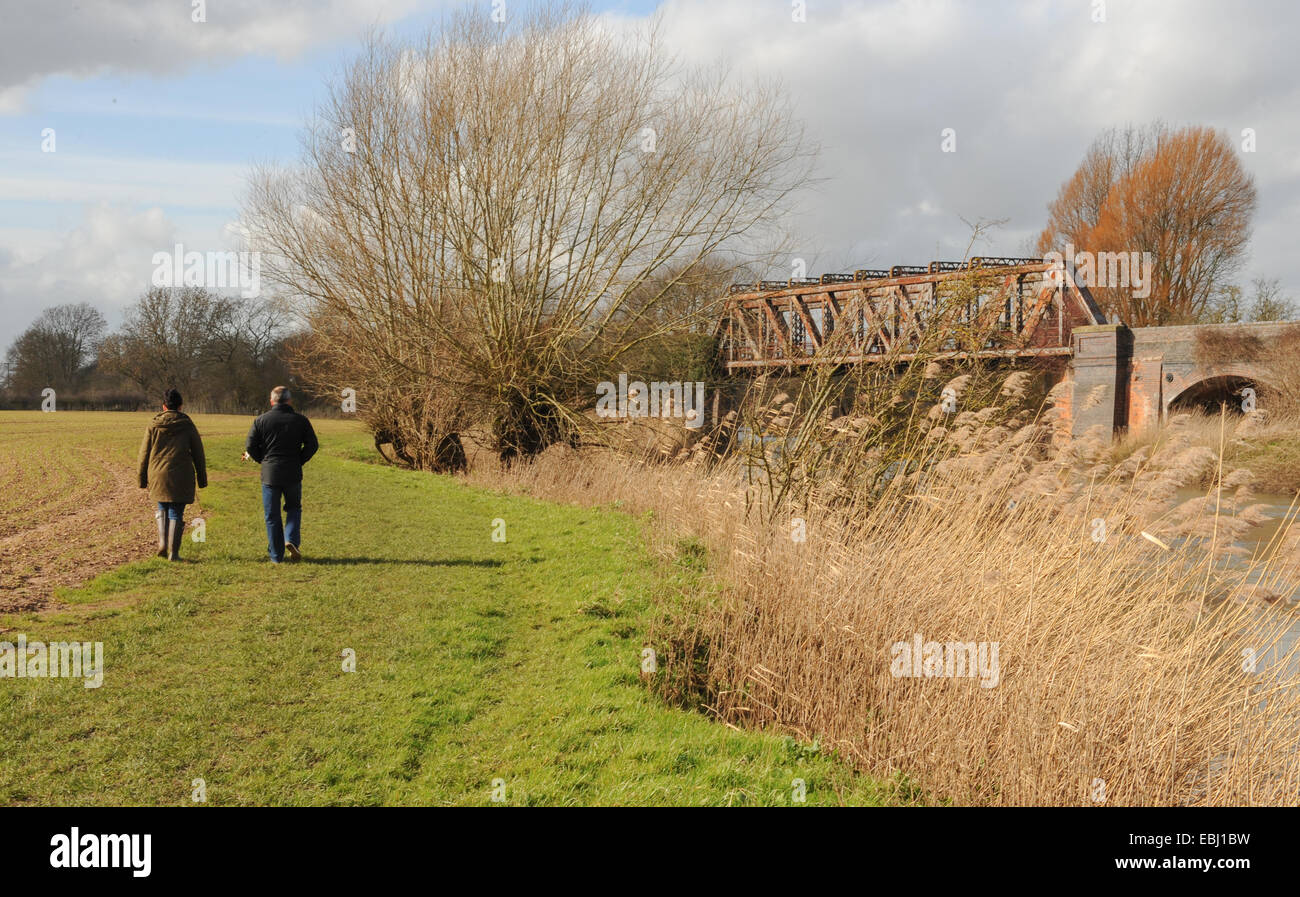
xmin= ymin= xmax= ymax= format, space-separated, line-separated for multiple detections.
xmin=714 ymin=261 xmax=1103 ymax=373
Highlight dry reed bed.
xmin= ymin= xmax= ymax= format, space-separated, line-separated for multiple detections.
xmin=464 ymin=407 xmax=1300 ymax=806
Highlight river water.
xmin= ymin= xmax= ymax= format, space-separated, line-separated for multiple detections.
xmin=1173 ymin=487 xmax=1300 ymax=678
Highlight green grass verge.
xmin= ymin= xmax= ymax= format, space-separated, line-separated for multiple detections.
xmin=1229 ymin=436 xmax=1300 ymax=494
xmin=0 ymin=418 xmax=890 ymax=806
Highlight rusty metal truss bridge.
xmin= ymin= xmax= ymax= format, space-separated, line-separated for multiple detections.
xmin=714 ymin=258 xmax=1104 ymax=373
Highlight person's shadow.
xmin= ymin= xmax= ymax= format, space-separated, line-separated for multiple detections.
xmin=305 ymin=557 xmax=503 ymax=568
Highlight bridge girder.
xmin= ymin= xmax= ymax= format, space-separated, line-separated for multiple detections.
xmin=715 ymin=261 xmax=1103 ymax=373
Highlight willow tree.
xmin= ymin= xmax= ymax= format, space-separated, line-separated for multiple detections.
xmin=246 ymin=3 xmax=812 ymax=467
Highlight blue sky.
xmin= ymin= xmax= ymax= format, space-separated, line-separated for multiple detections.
xmin=2 ymin=0 xmax=1298 ymax=350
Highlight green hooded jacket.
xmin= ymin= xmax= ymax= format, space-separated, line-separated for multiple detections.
xmin=137 ymin=410 xmax=208 ymax=504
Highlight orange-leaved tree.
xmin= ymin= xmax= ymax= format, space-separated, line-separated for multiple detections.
xmin=1037 ymin=125 xmax=1256 ymax=326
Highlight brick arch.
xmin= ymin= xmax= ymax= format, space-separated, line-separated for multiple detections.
xmin=1166 ymin=367 xmax=1270 ymax=414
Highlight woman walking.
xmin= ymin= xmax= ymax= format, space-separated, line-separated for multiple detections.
xmin=137 ymin=388 xmax=208 ymax=561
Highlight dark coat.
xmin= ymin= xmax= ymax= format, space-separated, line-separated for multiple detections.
xmin=245 ymin=404 xmax=319 ymax=486
xmin=137 ymin=410 xmax=207 ymax=504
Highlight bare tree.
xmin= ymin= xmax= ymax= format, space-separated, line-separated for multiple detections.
xmin=1247 ymin=277 xmax=1296 ymax=322
xmin=1035 ymin=124 xmax=1158 ymax=257
xmin=4 ymin=302 xmax=106 ymax=395
xmin=1204 ymin=283 xmax=1245 ymax=324
xmin=246 ymin=3 xmax=814 ymax=465
xmin=618 ymin=255 xmax=738 ymax=335
xmin=98 ymin=287 xmax=233 ymax=399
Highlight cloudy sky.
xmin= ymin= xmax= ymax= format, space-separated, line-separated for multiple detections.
xmin=1 ymin=0 xmax=1297 ymax=351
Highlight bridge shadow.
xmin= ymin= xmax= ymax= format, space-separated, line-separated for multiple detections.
xmin=306 ymin=557 xmax=504 ymax=568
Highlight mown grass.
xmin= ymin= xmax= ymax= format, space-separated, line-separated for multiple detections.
xmin=466 ymin=396 xmax=1300 ymax=806
xmin=0 ymin=412 xmax=891 ymax=806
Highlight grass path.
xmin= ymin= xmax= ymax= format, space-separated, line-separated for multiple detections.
xmin=0 ymin=413 xmax=889 ymax=806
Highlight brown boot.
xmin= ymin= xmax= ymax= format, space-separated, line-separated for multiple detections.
xmin=168 ymin=519 xmax=184 ymax=562
xmin=156 ymin=509 xmax=168 ymax=558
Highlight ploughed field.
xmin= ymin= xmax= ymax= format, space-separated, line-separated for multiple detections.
xmin=0 ymin=413 xmax=262 ymax=612
xmin=0 ymin=411 xmax=886 ymax=805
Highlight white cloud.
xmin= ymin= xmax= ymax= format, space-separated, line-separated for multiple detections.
xmin=0 ymin=85 xmax=26 ymax=114
xmin=0 ymin=151 xmax=249 ymax=208
xmin=626 ymin=0 xmax=1300 ymax=285
xmin=3 ymin=0 xmax=1297 ymax=348
xmin=0 ymin=203 xmax=245 ymax=348
xmin=0 ymin=0 xmax=428 ymax=102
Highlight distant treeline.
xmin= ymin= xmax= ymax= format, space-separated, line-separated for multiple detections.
xmin=0 ymin=288 xmax=333 ymax=414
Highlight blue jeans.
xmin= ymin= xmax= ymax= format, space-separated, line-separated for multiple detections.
xmin=157 ymin=501 xmax=185 ymax=523
xmin=262 ymin=482 xmax=302 ymax=562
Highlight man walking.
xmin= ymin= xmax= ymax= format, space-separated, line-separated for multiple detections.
xmin=244 ymin=386 xmax=318 ymax=563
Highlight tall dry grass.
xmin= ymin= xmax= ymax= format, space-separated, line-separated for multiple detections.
xmin=464 ymin=385 xmax=1300 ymax=806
